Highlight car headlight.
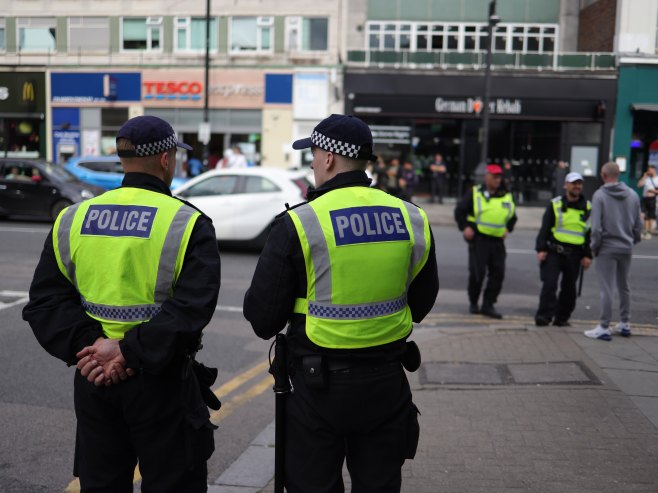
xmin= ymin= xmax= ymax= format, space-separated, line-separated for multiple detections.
xmin=81 ymin=189 xmax=95 ymax=200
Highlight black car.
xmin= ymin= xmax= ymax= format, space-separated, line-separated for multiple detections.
xmin=0 ymin=158 xmax=104 ymax=220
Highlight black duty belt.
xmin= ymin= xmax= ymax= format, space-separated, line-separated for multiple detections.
xmin=547 ymin=243 xmax=583 ymax=255
xmin=327 ymin=359 xmax=401 ymax=375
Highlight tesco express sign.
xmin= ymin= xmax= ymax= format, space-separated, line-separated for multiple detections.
xmin=143 ymin=81 xmax=202 ymax=101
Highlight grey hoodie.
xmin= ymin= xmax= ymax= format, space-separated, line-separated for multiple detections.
xmin=590 ymin=181 xmax=643 ymax=255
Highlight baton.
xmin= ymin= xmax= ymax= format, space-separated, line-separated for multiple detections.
xmin=577 ymin=264 xmax=584 ymax=297
xmin=272 ymin=334 xmax=291 ymax=493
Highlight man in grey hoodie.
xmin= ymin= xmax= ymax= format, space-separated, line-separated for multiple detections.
xmin=584 ymin=162 xmax=643 ymax=341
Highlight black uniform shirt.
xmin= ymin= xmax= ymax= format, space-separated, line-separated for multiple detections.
xmin=22 ymin=172 xmax=221 ymax=373
xmin=535 ymin=194 xmax=593 ymax=258
xmin=454 ymin=183 xmax=518 ymax=234
xmin=243 ymin=170 xmax=439 ymax=361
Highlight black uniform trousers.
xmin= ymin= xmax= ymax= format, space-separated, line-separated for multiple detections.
xmin=468 ymin=235 xmax=506 ymax=307
xmin=73 ymin=369 xmax=214 ymax=493
xmin=284 ymin=364 xmax=419 ymax=493
xmin=536 ymin=250 xmax=582 ymax=324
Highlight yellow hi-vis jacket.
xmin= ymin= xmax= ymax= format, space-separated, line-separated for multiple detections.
xmin=551 ymin=196 xmax=591 ymax=245
xmin=467 ymin=186 xmax=515 ymax=237
xmin=289 ymin=186 xmax=432 ymax=349
xmin=52 ymin=187 xmax=200 ymax=339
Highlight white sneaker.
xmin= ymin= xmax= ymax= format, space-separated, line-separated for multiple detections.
xmin=584 ymin=326 xmax=612 ymax=341
xmin=615 ymin=322 xmax=631 ymax=337
xmin=642 ymin=232 xmax=652 ymax=240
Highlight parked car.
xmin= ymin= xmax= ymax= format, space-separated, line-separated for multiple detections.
xmin=172 ymin=167 xmax=313 ymax=248
xmin=65 ymin=155 xmax=187 ymax=190
xmin=0 ymin=158 xmax=104 ymax=220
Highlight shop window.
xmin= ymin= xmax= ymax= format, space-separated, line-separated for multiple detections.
xmin=175 ymin=17 xmax=218 ymax=52
xmin=286 ymin=17 xmax=328 ymax=52
xmin=0 ymin=19 xmax=5 ymax=52
xmin=230 ymin=16 xmax=273 ymax=52
xmin=69 ymin=17 xmax=110 ymax=53
xmin=17 ymin=17 xmax=57 ymax=52
xmin=122 ymin=17 xmax=162 ymax=51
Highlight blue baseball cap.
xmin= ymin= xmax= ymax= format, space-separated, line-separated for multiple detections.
xmin=116 ymin=115 xmax=192 ymax=157
xmin=292 ymin=114 xmax=378 ymax=162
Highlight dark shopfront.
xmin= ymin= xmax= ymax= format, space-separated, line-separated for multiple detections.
xmin=345 ymin=72 xmax=616 ymax=204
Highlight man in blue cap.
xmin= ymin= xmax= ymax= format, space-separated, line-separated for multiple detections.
xmin=244 ymin=114 xmax=438 ymax=492
xmin=534 ymin=172 xmax=592 ymax=327
xmin=24 ymin=115 xmax=221 ymax=492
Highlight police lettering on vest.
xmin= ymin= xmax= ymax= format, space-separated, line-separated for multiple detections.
xmin=81 ymin=205 xmax=157 ymax=238
xmin=330 ymin=206 xmax=410 ymax=246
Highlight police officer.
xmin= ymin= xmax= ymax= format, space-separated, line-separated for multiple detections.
xmin=535 ymin=172 xmax=592 ymax=326
xmin=454 ymin=164 xmax=517 ymax=319
xmin=23 ymin=115 xmax=221 ymax=492
xmin=243 ymin=114 xmax=439 ymax=493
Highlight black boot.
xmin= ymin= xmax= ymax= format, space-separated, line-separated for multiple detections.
xmin=469 ymin=303 xmax=480 ymax=314
xmin=481 ymin=304 xmax=503 ymax=319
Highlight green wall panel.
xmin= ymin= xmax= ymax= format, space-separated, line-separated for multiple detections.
xmin=56 ymin=17 xmax=67 ymax=53
xmin=274 ymin=16 xmax=284 ymax=53
xmin=110 ymin=17 xmax=120 ymax=53
xmin=368 ymin=0 xmax=559 ymax=23
xmin=218 ymin=16 xmax=228 ymax=53
xmin=163 ymin=16 xmax=173 ymax=53
xmin=6 ymin=17 xmax=16 ymax=52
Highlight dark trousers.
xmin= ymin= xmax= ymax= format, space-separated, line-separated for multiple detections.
xmin=73 ymin=370 xmax=214 ymax=493
xmin=284 ymin=364 xmax=419 ymax=493
xmin=468 ymin=236 xmax=506 ymax=307
xmin=536 ymin=251 xmax=581 ymax=323
xmin=429 ymin=177 xmax=444 ymax=204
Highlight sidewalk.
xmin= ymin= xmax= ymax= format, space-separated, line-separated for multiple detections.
xmin=211 ymin=319 xmax=658 ymax=493
xmin=418 ymin=197 xmax=545 ymax=230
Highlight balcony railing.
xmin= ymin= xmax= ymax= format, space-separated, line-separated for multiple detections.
xmin=347 ymin=50 xmax=616 ymax=71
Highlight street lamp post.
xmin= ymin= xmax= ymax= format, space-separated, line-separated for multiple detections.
xmin=477 ymin=0 xmax=499 ymax=175
xmin=202 ymin=0 xmax=211 ymax=167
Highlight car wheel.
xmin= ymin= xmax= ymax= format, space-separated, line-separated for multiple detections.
xmin=51 ymin=200 xmax=72 ymax=221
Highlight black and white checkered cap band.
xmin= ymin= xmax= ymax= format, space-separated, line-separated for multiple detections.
xmin=134 ymin=134 xmax=178 ymax=157
xmin=311 ymin=131 xmax=361 ymax=158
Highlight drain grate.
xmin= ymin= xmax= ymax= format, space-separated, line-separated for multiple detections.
xmin=420 ymin=361 xmax=600 ymax=386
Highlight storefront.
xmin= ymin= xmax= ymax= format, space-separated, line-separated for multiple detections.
xmin=0 ymin=72 xmax=47 ymax=159
xmin=611 ymin=63 xmax=658 ymax=188
xmin=141 ymin=69 xmax=264 ymax=167
xmin=345 ymin=71 xmax=616 ymax=203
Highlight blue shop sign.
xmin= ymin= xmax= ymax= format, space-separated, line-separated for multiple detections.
xmin=51 ymin=73 xmax=141 ymax=103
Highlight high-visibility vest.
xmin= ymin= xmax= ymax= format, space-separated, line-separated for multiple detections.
xmin=289 ymin=186 xmax=432 ymax=349
xmin=52 ymin=187 xmax=199 ymax=339
xmin=551 ymin=196 xmax=591 ymax=245
xmin=467 ymin=186 xmax=515 ymax=237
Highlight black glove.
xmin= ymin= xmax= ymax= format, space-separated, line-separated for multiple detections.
xmin=192 ymin=360 xmax=221 ymax=410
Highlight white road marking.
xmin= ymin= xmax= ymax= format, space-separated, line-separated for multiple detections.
xmin=0 ymin=290 xmax=29 ymax=311
xmin=215 ymin=305 xmax=244 ymax=313
xmin=507 ymin=249 xmax=658 ymax=261
xmin=0 ymin=226 xmax=50 ymax=233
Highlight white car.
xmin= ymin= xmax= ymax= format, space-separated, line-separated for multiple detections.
xmin=172 ymin=167 xmax=313 ymax=248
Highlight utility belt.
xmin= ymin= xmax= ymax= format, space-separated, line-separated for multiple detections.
xmin=547 ymin=241 xmax=584 ymax=255
xmin=294 ymin=341 xmax=421 ymax=389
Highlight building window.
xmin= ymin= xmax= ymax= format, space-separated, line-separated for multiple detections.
xmin=175 ymin=16 xmax=218 ymax=52
xmin=17 ymin=17 xmax=57 ymax=52
xmin=286 ymin=17 xmax=329 ymax=51
xmin=230 ymin=16 xmax=273 ymax=52
xmin=366 ymin=21 xmax=557 ymax=54
xmin=122 ymin=17 xmax=162 ymax=51
xmin=0 ymin=19 xmax=5 ymax=52
xmin=69 ymin=17 xmax=110 ymax=53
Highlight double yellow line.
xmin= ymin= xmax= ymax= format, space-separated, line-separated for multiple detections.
xmin=65 ymin=359 xmax=272 ymax=492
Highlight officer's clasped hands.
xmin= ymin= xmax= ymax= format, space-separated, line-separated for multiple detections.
xmin=76 ymin=338 xmax=135 ymax=387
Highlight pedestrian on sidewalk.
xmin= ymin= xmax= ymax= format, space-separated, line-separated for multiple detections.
xmin=534 ymin=172 xmax=592 ymax=327
xmin=428 ymin=152 xmax=447 ymax=204
xmin=454 ymin=164 xmax=517 ymax=319
xmin=585 ymin=162 xmax=643 ymax=341
xmin=23 ymin=115 xmax=222 ymax=491
xmin=637 ymin=163 xmax=657 ymax=239
xmin=244 ymin=114 xmax=439 ymax=493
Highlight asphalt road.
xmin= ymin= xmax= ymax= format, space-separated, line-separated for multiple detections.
xmin=0 ymin=219 xmax=656 ymax=492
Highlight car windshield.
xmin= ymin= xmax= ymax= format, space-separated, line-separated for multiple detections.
xmin=44 ymin=163 xmax=77 ymax=182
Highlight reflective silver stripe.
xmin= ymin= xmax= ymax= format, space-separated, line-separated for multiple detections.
xmin=81 ymin=297 xmax=161 ymax=322
xmin=403 ymin=202 xmax=427 ymax=287
xmin=294 ymin=204 xmax=332 ymax=302
xmin=308 ymin=294 xmax=407 ymax=320
xmin=475 ymin=195 xmax=506 ymax=229
xmin=154 ymin=205 xmax=197 ymax=303
xmin=57 ymin=203 xmax=82 ymax=287
xmin=555 ymin=228 xmax=585 ymax=238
